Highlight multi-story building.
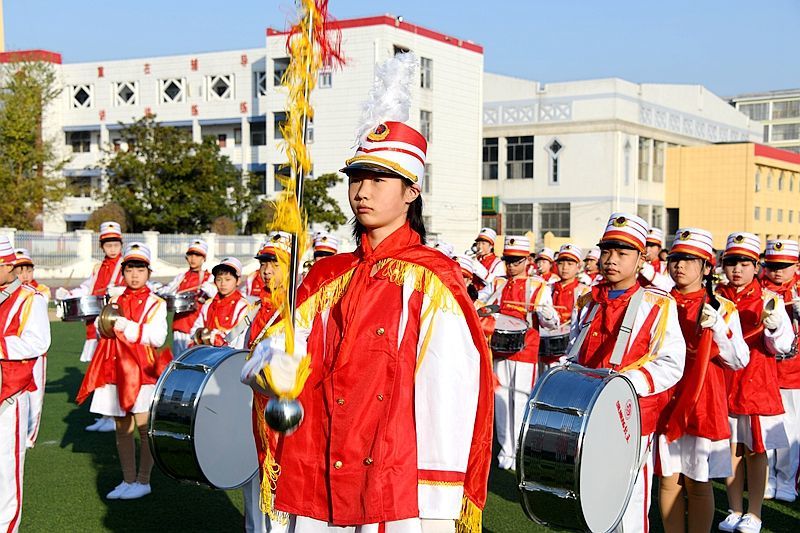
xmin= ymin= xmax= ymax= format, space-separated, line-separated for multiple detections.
xmin=666 ymin=143 xmax=800 ymax=248
xmin=1 ymin=15 xmax=484 ymax=250
xmin=730 ymin=89 xmax=800 ymax=154
xmin=481 ymin=74 xmax=761 ymax=249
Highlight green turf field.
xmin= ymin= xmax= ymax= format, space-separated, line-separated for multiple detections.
xmin=22 ymin=321 xmax=800 ymax=531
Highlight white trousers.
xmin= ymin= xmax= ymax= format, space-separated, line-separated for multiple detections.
xmin=493 ymin=359 xmax=535 ymax=469
xmin=0 ymin=394 xmax=29 ymax=533
xmin=616 ymin=435 xmax=654 ymax=533
xmin=26 ymin=356 xmax=46 ymax=447
xmin=287 ymin=516 xmax=455 ymax=532
xmin=243 ymin=475 xmax=287 ymax=533
xmin=79 ymin=338 xmax=97 ymax=363
xmin=172 ymin=331 xmax=192 ymax=358
xmin=768 ymin=388 xmax=800 ymax=498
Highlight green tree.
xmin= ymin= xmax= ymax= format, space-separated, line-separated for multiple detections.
xmin=86 ymin=202 xmax=127 ymax=232
xmin=301 ymin=172 xmax=347 ymax=230
xmin=101 ymin=116 xmax=253 ymax=233
xmin=0 ymin=61 xmax=66 ymax=228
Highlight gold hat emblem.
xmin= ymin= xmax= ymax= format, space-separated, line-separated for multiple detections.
xmin=321 ymin=236 xmax=328 ymax=242
xmin=612 ymin=216 xmax=628 ymax=227
xmin=131 ymin=244 xmax=140 ymax=250
xmin=367 ymin=123 xmax=390 ymax=141
xmin=271 ymin=234 xmax=281 ymax=242
xmin=680 ymin=230 xmax=692 ymax=240
xmin=508 ymin=238 xmax=516 ymax=245
xmin=774 ymin=242 xmax=784 ymax=250
xmin=734 ymin=234 xmax=745 ymax=244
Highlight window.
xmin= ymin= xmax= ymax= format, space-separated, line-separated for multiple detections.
xmin=67 ymin=176 xmax=92 ymax=198
xmin=755 ymin=168 xmax=761 ymax=192
xmin=779 ymin=172 xmax=784 ymax=191
xmin=540 ymin=203 xmax=570 ymax=238
xmin=739 ymin=102 xmax=769 ymax=121
xmin=652 ymin=208 xmax=663 ymax=230
xmin=547 ymin=139 xmax=562 ymax=185
xmin=273 ymin=112 xmax=287 ymax=140
xmin=791 ymin=174 xmax=795 ymax=192
xmin=234 ymin=128 xmax=242 ymax=145
xmin=790 ymin=211 xmax=794 ymax=224
xmin=114 ymin=81 xmax=138 ymax=106
xmin=423 ymin=164 xmax=432 ymax=194
xmin=420 ymin=110 xmax=432 ymax=141
xmin=772 ymin=124 xmax=800 ymax=141
xmin=255 ymin=71 xmax=268 ymax=96
xmin=251 ymin=123 xmax=266 ymax=146
xmin=217 ymin=134 xmax=227 ymax=148
xmin=160 ymin=78 xmax=185 ymax=103
xmin=767 ymin=170 xmax=773 ymax=189
xmin=778 ymin=209 xmax=784 ymax=222
xmin=306 ymin=117 xmax=314 ymax=144
xmin=763 ymin=125 xmax=770 ymax=143
xmin=273 ymin=58 xmax=290 ymax=86
xmin=420 ymin=57 xmax=432 ymax=89
xmin=318 ymin=69 xmax=332 ymax=88
xmin=273 ymin=164 xmax=290 ymax=192
xmin=773 ymin=100 xmax=800 ymax=120
xmin=71 ymin=84 xmax=93 ymax=108
xmin=766 ymin=207 xmax=772 ymax=222
xmin=755 ymin=207 xmax=760 ymax=220
xmin=481 ymin=214 xmax=500 ymax=234
xmin=506 ymin=136 xmax=534 ymax=179
xmin=207 ymin=75 xmax=233 ymax=100
xmin=653 ymin=141 xmax=665 ymax=182
xmin=66 ymin=131 xmax=91 ymax=153
xmin=504 ymin=203 xmax=533 ymax=234
xmin=250 ymin=170 xmax=267 ymax=195
xmin=482 ymin=138 xmax=498 ymax=180
xmin=638 ymin=137 xmax=651 ymax=181
xmin=637 ymin=204 xmax=651 ymax=224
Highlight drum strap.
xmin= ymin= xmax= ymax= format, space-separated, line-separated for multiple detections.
xmin=0 ymin=278 xmax=21 ymax=306
xmin=609 ymin=287 xmax=645 ymax=367
xmin=567 ymin=301 xmax=600 ymax=360
xmin=225 ymin=300 xmax=262 ymax=344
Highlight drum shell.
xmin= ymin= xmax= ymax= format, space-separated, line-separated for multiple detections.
xmin=538 ymin=334 xmax=570 ymax=358
xmin=164 ymin=292 xmax=198 ymax=314
xmin=148 ymin=345 xmax=258 ymax=490
xmin=517 ymin=364 xmax=641 ymax=533
xmin=59 ymin=296 xmax=104 ymax=322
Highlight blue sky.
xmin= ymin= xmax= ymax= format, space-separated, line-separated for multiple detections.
xmin=5 ymin=0 xmax=798 ymax=96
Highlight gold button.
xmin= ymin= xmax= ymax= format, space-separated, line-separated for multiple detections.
xmin=376 ymin=327 xmax=385 ymax=336
xmin=377 ymin=394 xmax=384 ymax=401
xmin=363 ymin=457 xmax=373 ymax=466
xmin=591 ymin=332 xmax=598 ymax=337
xmin=337 ymin=398 xmax=345 ymax=405
xmin=333 ymin=460 xmax=343 ymax=469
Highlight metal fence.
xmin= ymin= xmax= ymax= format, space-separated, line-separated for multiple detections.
xmin=158 ymin=234 xmax=203 ymax=266
xmin=15 ymin=231 xmax=81 ymax=268
xmin=216 ymin=235 xmax=259 ymax=260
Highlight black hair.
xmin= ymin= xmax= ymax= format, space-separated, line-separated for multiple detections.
xmin=721 ymin=255 xmax=757 ymax=267
xmin=352 ymin=195 xmax=426 ymax=244
xmin=122 ymin=260 xmax=149 ymax=270
xmin=313 ymin=250 xmax=335 ymax=259
xmin=212 ymin=264 xmax=240 ymax=279
xmin=100 ymin=238 xmax=122 ymax=246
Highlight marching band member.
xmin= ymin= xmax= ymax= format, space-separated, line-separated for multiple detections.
xmin=432 ymin=240 xmax=456 ymax=258
xmin=492 ymin=235 xmax=559 ymax=471
xmin=456 ymin=255 xmax=490 ymax=303
xmin=716 ymin=233 xmax=793 ymax=533
xmin=579 ymin=246 xmax=603 ymax=285
xmin=190 ymin=257 xmax=250 ymax=349
xmin=12 ymin=249 xmax=50 ymax=448
xmin=311 ymin=232 xmax=338 ymax=261
xmin=473 ymin=227 xmax=505 ymax=285
xmin=533 ymin=247 xmax=560 ymax=284
xmin=656 ymin=228 xmax=749 ymax=533
xmin=646 ymin=228 xmax=668 ymax=275
xmin=76 ymin=243 xmax=168 ymax=501
xmin=570 ymin=213 xmax=685 ymax=533
xmin=162 ymin=239 xmax=216 ymax=356
xmin=0 ymin=237 xmax=50 ymax=533
xmin=760 ymin=239 xmax=800 ymax=503
xmin=243 ymin=119 xmax=494 ymax=532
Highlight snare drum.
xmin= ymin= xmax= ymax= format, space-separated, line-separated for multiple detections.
xmin=163 ymin=291 xmax=198 ymax=314
xmin=490 ymin=314 xmax=528 ymax=354
xmin=538 ymin=334 xmax=570 ymax=358
xmin=148 ymin=346 xmax=258 ymax=489
xmin=58 ymin=295 xmax=105 ymax=322
xmin=518 ymin=363 xmax=641 ymax=533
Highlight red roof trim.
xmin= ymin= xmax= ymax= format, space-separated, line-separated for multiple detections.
xmin=0 ymin=50 xmax=62 ymax=64
xmin=267 ymin=15 xmax=483 ymax=54
xmin=754 ymin=143 xmax=800 ymax=166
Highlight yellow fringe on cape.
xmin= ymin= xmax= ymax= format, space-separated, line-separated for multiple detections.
xmin=377 ymin=258 xmax=463 ymax=315
xmin=455 ymin=496 xmax=483 ymax=533
xmin=253 ymin=394 xmax=289 ymax=524
xmin=296 ymin=267 xmax=356 ymax=327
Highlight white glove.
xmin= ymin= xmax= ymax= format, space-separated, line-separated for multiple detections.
xmin=113 ymin=317 xmax=130 ymax=332
xmin=700 ymin=303 xmax=720 ymax=329
xmin=763 ymin=309 xmax=782 ymax=331
xmin=55 ymin=303 xmax=64 ymax=319
xmin=578 ymin=273 xmax=591 ymax=286
xmin=200 ymin=281 xmax=217 ymax=297
xmin=639 ymin=262 xmax=655 ymax=282
xmin=241 ymin=341 xmax=271 ymax=386
xmin=107 ymin=286 xmax=125 ymax=298
xmin=792 ymin=297 xmax=800 ymax=318
xmin=241 ymin=337 xmax=303 ymax=395
xmin=56 ymin=287 xmax=70 ymax=300
xmin=538 ymin=303 xmax=558 ymax=324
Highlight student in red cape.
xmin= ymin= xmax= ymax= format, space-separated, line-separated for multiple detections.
xmin=472 ymin=227 xmax=505 ymax=286
xmin=190 ymin=257 xmax=249 ymax=349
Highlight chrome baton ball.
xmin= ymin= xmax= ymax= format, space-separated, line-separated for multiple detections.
xmin=264 ymin=397 xmax=304 ymax=434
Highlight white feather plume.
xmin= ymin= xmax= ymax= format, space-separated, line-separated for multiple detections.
xmin=354 ymin=52 xmax=417 ymax=145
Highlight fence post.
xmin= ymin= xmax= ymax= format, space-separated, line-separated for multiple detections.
xmin=143 ymin=231 xmax=160 ymax=263
xmin=76 ymin=229 xmax=94 ymax=265
xmin=0 ymin=227 xmax=17 ymax=247
xmin=203 ymin=232 xmax=217 ymax=266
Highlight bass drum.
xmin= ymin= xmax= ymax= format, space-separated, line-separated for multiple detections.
xmin=148 ymin=346 xmax=258 ymax=490
xmin=517 ymin=363 xmax=641 ymax=533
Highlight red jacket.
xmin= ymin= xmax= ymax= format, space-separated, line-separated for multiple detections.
xmin=496 ymin=277 xmax=548 ymax=363
xmin=760 ymin=276 xmax=800 ymax=389
xmin=172 ymin=270 xmax=211 ymax=333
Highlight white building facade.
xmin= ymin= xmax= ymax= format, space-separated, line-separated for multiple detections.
xmin=13 ymin=16 xmax=484 ymax=251
xmin=730 ymin=88 xmax=800 ymax=154
xmin=481 ymin=74 xmax=761 ymax=249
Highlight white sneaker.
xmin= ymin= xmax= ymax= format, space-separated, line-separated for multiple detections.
xmin=106 ymin=481 xmax=134 ymax=499
xmin=718 ymin=511 xmax=742 ymax=532
xmin=735 ymin=514 xmax=761 ymax=533
xmin=97 ymin=417 xmax=116 ymax=433
xmin=119 ymin=482 xmax=151 ymax=500
xmin=85 ymin=418 xmax=105 ymax=431
xmin=775 ymin=489 xmax=796 ymax=502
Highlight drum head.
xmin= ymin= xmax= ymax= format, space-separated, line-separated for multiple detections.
xmin=578 ymin=375 xmax=641 ymax=533
xmin=193 ymin=351 xmax=258 ymax=489
xmin=494 ymin=313 xmax=527 ymax=332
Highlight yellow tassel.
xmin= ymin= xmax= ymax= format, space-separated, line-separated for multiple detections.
xmin=377 ymin=259 xmax=462 ymax=315
xmin=455 ymin=496 xmax=482 ymax=533
xmin=252 ymin=395 xmax=289 ymax=524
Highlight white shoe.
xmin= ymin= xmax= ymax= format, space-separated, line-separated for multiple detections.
xmin=106 ymin=481 xmax=134 ymax=499
xmin=735 ymin=514 xmax=761 ymax=533
xmin=119 ymin=482 xmax=151 ymax=500
xmin=97 ymin=417 xmax=116 ymax=433
xmin=763 ymin=486 xmax=775 ymax=500
xmin=718 ymin=511 xmax=742 ymax=532
xmin=775 ymin=489 xmax=796 ymax=502
xmin=85 ymin=418 xmax=105 ymax=431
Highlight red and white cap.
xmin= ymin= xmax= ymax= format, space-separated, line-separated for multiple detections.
xmin=0 ymin=237 xmax=17 ymax=265
xmin=724 ymin=232 xmax=761 ymax=262
xmin=556 ymin=244 xmax=583 ymax=263
xmin=432 ymin=240 xmax=455 ymax=258
xmin=503 ymin=236 xmax=531 ymax=258
xmin=99 ymin=221 xmax=122 ymax=242
xmin=536 ymin=247 xmax=556 ymax=262
xmin=765 ymin=239 xmax=800 ymax=264
xmin=313 ymin=232 xmax=338 ymax=255
xmin=669 ymin=228 xmax=714 ymax=262
xmin=186 ymin=239 xmax=209 ymax=257
xmin=585 ymin=246 xmax=601 ymax=261
xmin=475 ymin=227 xmax=497 ymax=246
xmin=122 ymin=242 xmax=151 ymax=265
xmin=255 ymin=231 xmax=292 ymax=260
xmin=456 ymin=255 xmax=476 ymax=277
xmin=646 ymin=228 xmax=664 ymax=247
xmin=340 ymin=121 xmax=427 ymax=191
xmin=213 ymin=257 xmax=243 ymax=277
xmin=14 ymin=248 xmax=33 ymax=267
xmin=599 ymin=212 xmax=649 ymax=253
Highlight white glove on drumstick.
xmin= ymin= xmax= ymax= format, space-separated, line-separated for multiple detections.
xmin=699 ymin=303 xmax=719 ymax=329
